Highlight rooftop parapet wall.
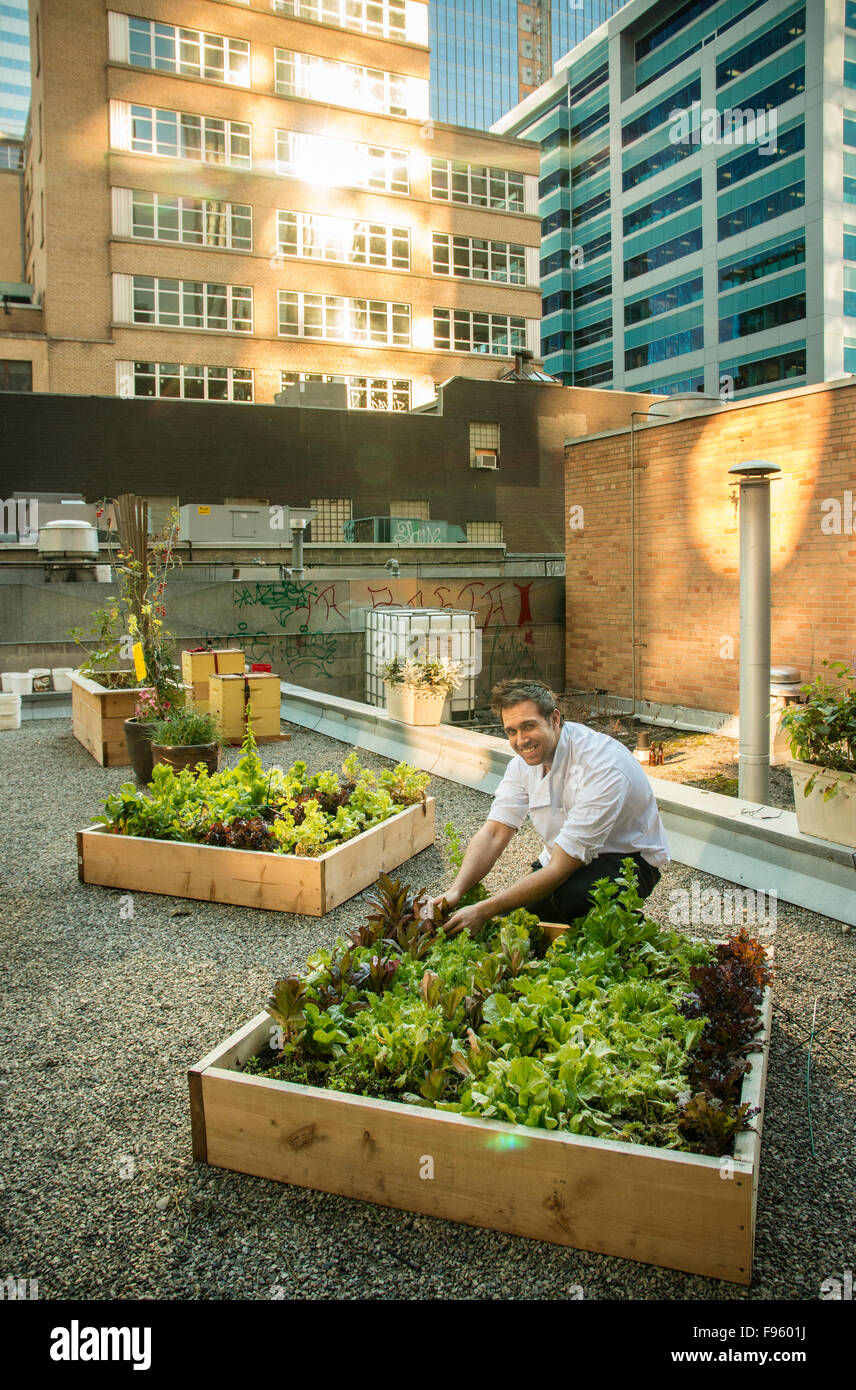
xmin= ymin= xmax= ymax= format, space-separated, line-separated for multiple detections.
xmin=563 ymin=380 xmax=856 ymax=715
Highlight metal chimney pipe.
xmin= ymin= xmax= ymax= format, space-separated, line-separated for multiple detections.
xmin=728 ymin=460 xmax=781 ymax=805
xmin=290 ymin=523 xmax=304 ymax=578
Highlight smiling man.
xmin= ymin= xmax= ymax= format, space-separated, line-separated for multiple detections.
xmin=440 ymin=679 xmax=670 ymax=936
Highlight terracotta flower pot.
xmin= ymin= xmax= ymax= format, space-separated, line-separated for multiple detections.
xmin=151 ymin=742 xmax=221 ymax=776
xmin=123 ymin=717 xmax=155 ymax=785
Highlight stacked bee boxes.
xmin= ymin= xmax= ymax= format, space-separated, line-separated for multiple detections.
xmin=181 ymin=650 xmax=245 ymax=714
xmin=209 ymin=672 xmax=281 ymax=740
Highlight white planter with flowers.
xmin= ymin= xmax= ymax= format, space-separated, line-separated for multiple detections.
xmin=381 ymin=654 xmax=460 ymax=728
xmin=780 ymin=660 xmax=856 ymax=849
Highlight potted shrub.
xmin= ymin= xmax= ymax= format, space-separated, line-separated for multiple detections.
xmin=381 ymin=653 xmax=461 ymax=726
xmin=149 ymin=705 xmax=225 ymax=776
xmin=779 ymin=659 xmax=856 ymax=847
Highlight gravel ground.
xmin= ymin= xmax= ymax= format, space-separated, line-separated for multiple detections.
xmin=0 ymin=717 xmax=853 ymax=1302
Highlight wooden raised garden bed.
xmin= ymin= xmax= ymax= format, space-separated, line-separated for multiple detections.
xmin=71 ymin=670 xmax=151 ymax=767
xmin=188 ymin=950 xmax=771 ymax=1285
xmin=77 ymin=797 xmax=435 ymax=915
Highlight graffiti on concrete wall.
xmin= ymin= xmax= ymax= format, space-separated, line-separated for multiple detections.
xmin=234 ymin=580 xmax=346 ymax=632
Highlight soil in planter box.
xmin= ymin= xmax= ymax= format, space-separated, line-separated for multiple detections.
xmin=242 ymin=869 xmax=772 ymax=1158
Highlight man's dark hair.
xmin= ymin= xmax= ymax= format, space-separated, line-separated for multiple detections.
xmin=489 ymin=679 xmax=559 ymax=721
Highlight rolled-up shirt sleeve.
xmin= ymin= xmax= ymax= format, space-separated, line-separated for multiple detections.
xmin=553 ymin=766 xmax=631 ymax=865
xmin=487 ymin=763 xmax=530 ymax=832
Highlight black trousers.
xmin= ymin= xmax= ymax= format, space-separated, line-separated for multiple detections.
xmin=527 ymin=852 xmax=661 ymax=927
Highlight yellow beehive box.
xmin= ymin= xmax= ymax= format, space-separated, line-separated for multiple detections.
xmin=181 ymin=649 xmax=245 ymax=684
xmin=209 ymin=673 xmax=281 ymax=738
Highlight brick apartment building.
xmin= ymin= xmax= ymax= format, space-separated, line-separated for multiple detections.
xmin=3 ymin=0 xmax=543 ymax=410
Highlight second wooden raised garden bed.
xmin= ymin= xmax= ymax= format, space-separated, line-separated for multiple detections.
xmin=77 ymin=797 xmax=436 ymax=915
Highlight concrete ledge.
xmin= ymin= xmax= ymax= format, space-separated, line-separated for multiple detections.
xmin=281 ymin=683 xmax=856 ymax=925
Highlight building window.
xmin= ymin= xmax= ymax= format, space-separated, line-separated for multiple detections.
xmin=469 ymin=422 xmax=500 ymax=468
xmin=124 ymin=276 xmax=253 ymax=332
xmin=717 ymin=121 xmax=804 ymax=190
xmin=122 ymin=190 xmax=252 ymax=250
xmin=0 ymin=360 xmax=33 ymax=391
xmin=278 ymin=294 xmax=411 ymax=346
xmin=573 ymin=273 xmax=611 ymax=309
xmin=125 ymin=104 xmax=251 ymax=168
xmin=0 ymin=143 xmax=23 ymax=169
xmin=718 ymin=234 xmax=805 ymax=290
xmin=624 ymin=224 xmax=703 ymax=280
xmin=720 ymin=345 xmax=806 ymax=393
xmin=716 ymin=9 xmax=807 ymax=89
xmin=719 ymin=292 xmax=806 ymax=342
xmin=390 ymin=500 xmax=429 ymax=519
xmin=272 ymin=0 xmax=405 ymax=40
xmin=574 ymin=319 xmax=612 ymax=351
xmin=466 ymin=520 xmax=503 ymax=542
xmin=277 ymin=211 xmax=409 ymax=269
xmin=310 ymin=497 xmax=353 ymax=542
xmin=431 ymin=232 xmax=526 ymax=284
xmin=622 ymin=78 xmax=700 ymax=147
xmin=624 ymin=178 xmax=702 ymax=237
xmin=430 ymin=159 xmax=525 ymax=212
xmin=120 ymin=361 xmax=253 ymax=401
xmin=282 ymin=372 xmax=411 ymax=410
xmin=275 ymin=129 xmax=408 ymax=194
xmin=124 ymin=16 xmax=251 ymax=86
xmin=625 ymin=274 xmax=704 ymax=325
xmin=625 ymin=325 xmax=704 ymax=371
xmin=573 ymin=359 xmax=613 ymax=386
xmin=717 ymin=180 xmax=805 ymax=241
xmin=275 ymin=49 xmax=423 ymax=118
xmin=434 ymin=310 xmax=525 ymax=356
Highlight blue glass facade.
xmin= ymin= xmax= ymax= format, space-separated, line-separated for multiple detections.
xmin=0 ymin=0 xmax=30 ymax=138
xmin=429 ymin=1 xmax=621 ymax=130
xmin=497 ymin=0 xmax=836 ymax=397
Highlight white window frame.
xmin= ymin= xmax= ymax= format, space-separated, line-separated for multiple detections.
xmin=432 ymin=231 xmax=526 ymax=284
xmin=112 ymin=14 xmax=251 ymax=87
xmin=117 ymin=359 xmax=254 ymax=401
xmin=117 ymin=275 xmax=253 ymax=333
xmin=275 ymin=129 xmax=409 ymax=194
xmin=430 ymin=158 xmax=526 ymax=212
xmin=282 ymin=371 xmax=411 ymax=411
xmin=278 ymin=292 xmax=411 ymax=347
xmin=118 ymin=101 xmax=252 ymax=169
xmin=277 ymin=210 xmax=409 ymax=270
xmin=113 ymin=188 xmax=252 ymax=250
xmin=271 ymin=0 xmax=406 ymax=41
xmin=433 ymin=308 xmax=527 ymax=356
xmin=274 ymin=48 xmax=423 ymax=118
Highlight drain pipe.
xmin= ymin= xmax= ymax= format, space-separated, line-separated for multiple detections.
xmin=629 ymin=410 xmax=672 ymax=715
xmin=729 ymin=460 xmax=781 ymax=806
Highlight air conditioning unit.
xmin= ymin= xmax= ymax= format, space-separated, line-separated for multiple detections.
xmin=473 ymin=449 xmax=498 ymax=469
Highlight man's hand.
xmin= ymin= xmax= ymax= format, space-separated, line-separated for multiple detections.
xmin=421 ymin=887 xmax=460 ymax=919
xmin=443 ymin=899 xmax=493 ymax=938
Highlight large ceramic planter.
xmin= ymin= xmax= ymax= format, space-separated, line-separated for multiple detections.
xmin=71 ymin=671 xmax=152 ymax=767
xmin=123 ymin=718 xmax=154 ymax=785
xmin=188 ymin=960 xmax=772 ymax=1286
xmin=789 ymin=760 xmax=856 ymax=848
xmin=77 ymin=797 xmax=435 ymax=916
xmin=384 ymin=681 xmax=447 ymax=727
xmin=151 ymin=742 xmax=221 ymax=776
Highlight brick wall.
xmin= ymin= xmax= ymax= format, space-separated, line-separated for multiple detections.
xmin=564 ymin=381 xmax=856 ymax=714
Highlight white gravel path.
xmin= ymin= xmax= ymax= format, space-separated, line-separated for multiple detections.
xmin=0 ymin=718 xmax=853 ymax=1301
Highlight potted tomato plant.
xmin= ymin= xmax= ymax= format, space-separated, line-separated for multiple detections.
xmin=780 ymin=659 xmax=856 ymax=847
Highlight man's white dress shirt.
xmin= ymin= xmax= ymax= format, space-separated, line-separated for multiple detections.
xmin=488 ymin=720 xmax=670 ymax=869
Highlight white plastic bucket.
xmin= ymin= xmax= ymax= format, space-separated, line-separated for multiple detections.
xmin=4 ymin=672 xmax=32 ymax=695
xmin=52 ymin=667 xmax=74 ymax=691
xmin=29 ymin=667 xmax=52 ymax=692
xmin=0 ymin=691 xmax=21 ymax=730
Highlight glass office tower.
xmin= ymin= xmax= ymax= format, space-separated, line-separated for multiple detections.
xmin=0 ymin=0 xmax=30 ymax=139
xmin=429 ymin=1 xmax=623 ymax=130
xmin=495 ymin=0 xmax=850 ymax=398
